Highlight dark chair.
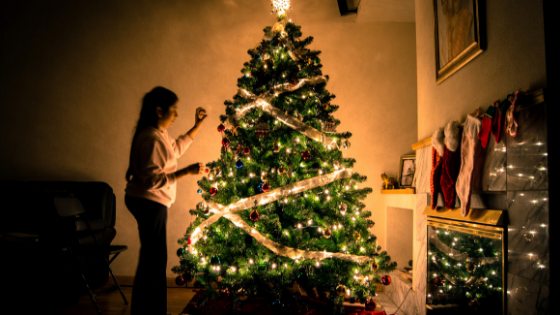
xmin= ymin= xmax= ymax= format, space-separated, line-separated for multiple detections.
xmin=53 ymin=195 xmax=128 ymax=314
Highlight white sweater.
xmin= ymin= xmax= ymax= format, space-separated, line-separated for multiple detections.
xmin=125 ymin=126 xmax=193 ymax=207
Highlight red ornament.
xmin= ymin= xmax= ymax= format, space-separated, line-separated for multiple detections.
xmin=250 ymin=209 xmax=260 ymax=221
xmin=209 ymin=187 xmax=218 ymax=196
xmin=380 ymin=275 xmax=392 ymax=285
xmin=262 ymin=183 xmax=271 ymax=192
xmin=217 ymin=124 xmax=226 ymax=132
xmin=243 ymin=147 xmax=251 ymax=155
xmin=187 ymin=238 xmax=192 ymax=245
xmin=175 ymin=275 xmax=186 ymax=286
xmin=434 ymin=276 xmax=443 ymax=286
xmin=222 ymin=138 xmax=230 ymax=148
xmin=205 ymin=169 xmax=209 ymax=173
xmin=302 ymin=150 xmax=311 ymax=160
xmin=365 ymin=298 xmax=377 ymax=311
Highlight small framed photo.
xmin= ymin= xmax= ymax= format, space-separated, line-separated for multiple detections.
xmin=399 ymin=155 xmax=416 ymax=188
xmin=433 ymin=0 xmax=485 ymax=84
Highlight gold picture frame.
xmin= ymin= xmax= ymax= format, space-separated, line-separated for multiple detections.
xmin=433 ymin=0 xmax=486 ymax=84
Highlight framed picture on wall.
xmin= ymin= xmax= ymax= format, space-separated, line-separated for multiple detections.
xmin=399 ymin=155 xmax=416 ymax=188
xmin=433 ymin=0 xmax=485 ymax=84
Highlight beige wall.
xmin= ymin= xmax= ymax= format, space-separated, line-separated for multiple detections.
xmin=0 ymin=0 xmax=417 ymax=277
xmin=415 ymin=0 xmax=547 ymax=141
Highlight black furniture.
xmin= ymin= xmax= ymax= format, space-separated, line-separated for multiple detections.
xmin=0 ymin=181 xmax=127 ymax=313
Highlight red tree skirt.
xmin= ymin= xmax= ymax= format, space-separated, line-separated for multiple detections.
xmin=181 ymin=290 xmax=386 ymax=315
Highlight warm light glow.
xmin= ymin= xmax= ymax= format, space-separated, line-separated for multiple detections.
xmin=272 ymin=263 xmax=277 ymax=269
xmin=249 ymin=259 xmax=254 ymax=265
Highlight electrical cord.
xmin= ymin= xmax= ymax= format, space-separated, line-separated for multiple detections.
xmin=390 ymin=287 xmax=412 ymax=315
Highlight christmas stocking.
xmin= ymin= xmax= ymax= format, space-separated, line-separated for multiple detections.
xmin=440 ymin=121 xmax=461 ymax=209
xmin=478 ymin=105 xmax=496 ymax=148
xmin=491 ymin=100 xmax=510 ymax=144
xmin=430 ymin=128 xmax=445 ymax=209
xmin=456 ymin=114 xmax=482 ymax=216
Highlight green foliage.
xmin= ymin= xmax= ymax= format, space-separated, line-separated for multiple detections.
xmin=173 ymin=18 xmax=395 ymax=314
xmin=427 ymin=226 xmax=503 ymax=306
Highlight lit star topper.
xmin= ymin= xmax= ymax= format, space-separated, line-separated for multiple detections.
xmin=271 ymin=0 xmax=292 ymax=17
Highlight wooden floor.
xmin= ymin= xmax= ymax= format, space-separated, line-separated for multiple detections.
xmin=54 ymin=285 xmax=198 ymax=315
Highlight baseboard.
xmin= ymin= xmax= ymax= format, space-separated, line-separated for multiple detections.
xmin=108 ymin=275 xmax=196 ymax=288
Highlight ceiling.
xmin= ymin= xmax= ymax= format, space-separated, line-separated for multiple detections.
xmin=337 ymin=0 xmax=416 ymax=22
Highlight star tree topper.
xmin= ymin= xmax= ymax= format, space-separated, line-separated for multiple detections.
xmin=271 ymin=0 xmax=292 ymax=17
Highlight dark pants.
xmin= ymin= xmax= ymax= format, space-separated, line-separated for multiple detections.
xmin=125 ymin=195 xmax=168 ymax=315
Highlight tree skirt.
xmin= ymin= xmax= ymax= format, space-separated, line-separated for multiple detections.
xmin=180 ymin=290 xmax=386 ymax=315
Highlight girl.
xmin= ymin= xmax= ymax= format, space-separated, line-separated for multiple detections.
xmin=125 ymin=86 xmax=206 ymax=314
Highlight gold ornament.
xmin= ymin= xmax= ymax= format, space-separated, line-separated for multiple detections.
xmin=273 ymin=141 xmax=280 ymax=153
xmin=323 ymin=102 xmax=330 ymax=110
xmin=323 ymin=228 xmax=332 ymax=239
xmin=217 ymin=276 xmax=223 ymax=282
xmin=336 ymin=284 xmax=347 ymax=297
xmin=237 ymin=288 xmax=249 ymax=301
xmin=232 ymin=124 xmax=239 ymax=136
xmin=277 ymin=165 xmax=286 ymax=175
xmin=354 ymin=231 xmax=362 ymax=240
xmin=370 ymin=260 xmax=379 ymax=272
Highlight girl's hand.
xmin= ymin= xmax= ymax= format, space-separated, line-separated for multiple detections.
xmin=195 ymin=107 xmax=207 ymax=126
xmin=185 ymin=163 xmax=205 ymax=175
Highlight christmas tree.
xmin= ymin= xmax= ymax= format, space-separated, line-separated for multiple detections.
xmin=173 ymin=2 xmax=396 ymax=313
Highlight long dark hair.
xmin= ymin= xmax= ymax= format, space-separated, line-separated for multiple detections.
xmin=126 ymin=86 xmax=178 ymax=182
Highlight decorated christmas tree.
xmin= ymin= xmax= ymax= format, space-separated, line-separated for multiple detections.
xmin=173 ymin=2 xmax=396 ymax=313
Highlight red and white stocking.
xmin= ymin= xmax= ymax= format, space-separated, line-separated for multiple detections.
xmin=430 ymin=128 xmax=445 ymax=209
xmin=440 ymin=121 xmax=461 ymax=210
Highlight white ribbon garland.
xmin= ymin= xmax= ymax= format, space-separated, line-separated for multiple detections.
xmin=191 ymin=169 xmax=353 ymax=245
xmin=232 ymin=76 xmax=337 ymax=149
xmin=223 ymin=212 xmax=371 ymax=263
xmin=190 ymin=168 xmax=372 ymax=263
